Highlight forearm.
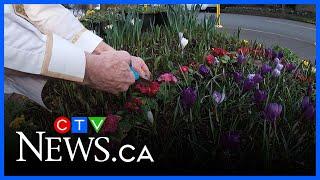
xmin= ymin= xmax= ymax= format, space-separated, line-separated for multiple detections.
xmin=23 ymin=4 xmax=103 ymax=53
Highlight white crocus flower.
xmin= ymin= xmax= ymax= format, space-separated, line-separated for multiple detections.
xmin=106 ymin=24 xmax=113 ymax=29
xmin=272 ymin=68 xmax=281 ymax=77
xmin=247 ymin=74 xmax=255 ymax=80
xmin=276 ymin=63 xmax=284 ymax=71
xmin=214 ymin=58 xmax=220 ymax=65
xmin=178 ymin=32 xmax=188 ymax=50
xmin=147 ymin=111 xmax=154 ymax=124
xmin=180 ymin=38 xmax=188 ymax=49
xmin=178 ymin=32 xmax=184 ymax=40
xmin=130 ymin=18 xmax=135 ymax=25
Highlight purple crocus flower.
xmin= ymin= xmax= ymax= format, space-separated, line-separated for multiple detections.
xmin=264 ymin=103 xmax=282 ymax=122
xmin=272 ymin=50 xmax=277 ymax=60
xmin=254 ymin=89 xmax=267 ymax=103
xmin=212 ymin=91 xmax=225 ymax=104
xmin=301 ymin=96 xmax=311 ymax=110
xmin=307 ymin=84 xmax=313 ymax=96
xmin=233 ymin=72 xmax=243 ymax=83
xmin=253 ymin=74 xmax=263 ymax=84
xmin=278 ymin=51 xmax=284 ymax=59
xmin=303 ymin=104 xmax=315 ymax=120
xmin=237 ymin=54 xmax=246 ymax=64
xmin=301 ymin=96 xmax=315 ymax=120
xmin=265 ymin=48 xmax=272 ymax=59
xmin=243 ymin=79 xmax=255 ymax=92
xmin=221 ymin=131 xmax=241 ymax=151
xmin=199 ymin=64 xmax=209 ymax=76
xmin=180 ymin=87 xmax=197 ymax=109
xmin=261 ymin=64 xmax=272 ymax=75
xmin=285 ymin=63 xmax=296 ymax=72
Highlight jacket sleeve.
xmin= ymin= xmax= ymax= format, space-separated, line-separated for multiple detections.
xmin=5 ymin=6 xmax=86 ymax=83
xmin=23 ymin=4 xmax=102 ymax=53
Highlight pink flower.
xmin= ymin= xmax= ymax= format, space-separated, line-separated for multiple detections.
xmin=205 ymin=54 xmax=215 ymax=65
xmin=157 ymin=73 xmax=178 ymax=84
xmin=180 ymin=66 xmax=189 ymax=73
xmin=102 ymin=114 xmax=121 ymax=134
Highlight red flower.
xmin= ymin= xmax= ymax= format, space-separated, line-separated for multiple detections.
xmin=102 ymin=114 xmax=121 ymax=134
xmin=124 ymin=97 xmax=143 ymax=112
xmin=252 ymin=49 xmax=263 ymax=56
xmin=205 ymin=54 xmax=215 ymax=65
xmin=124 ymin=102 xmax=135 ymax=111
xmin=132 ymin=97 xmax=143 ymax=106
xmin=135 ymin=82 xmax=160 ymax=96
xmin=237 ymin=47 xmax=250 ymax=56
xmin=180 ymin=66 xmax=189 ymax=73
xmin=211 ymin=48 xmax=228 ymax=57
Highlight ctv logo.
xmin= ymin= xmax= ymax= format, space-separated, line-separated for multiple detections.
xmin=54 ymin=116 xmax=107 ymax=134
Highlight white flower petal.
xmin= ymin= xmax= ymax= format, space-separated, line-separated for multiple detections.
xmin=247 ymin=74 xmax=255 ymax=80
xmin=180 ymin=38 xmax=188 ymax=49
xmin=220 ymin=92 xmax=226 ymax=103
xmin=106 ymin=24 xmax=113 ymax=29
xmin=215 ymin=59 xmax=220 ymax=65
xmin=178 ymin=32 xmax=184 ymax=40
xmin=272 ymin=68 xmax=281 ymax=77
xmin=276 ymin=63 xmax=284 ymax=71
xmin=147 ymin=111 xmax=154 ymax=124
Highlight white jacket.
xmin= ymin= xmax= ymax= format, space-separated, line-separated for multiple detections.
xmin=4 ymin=4 xmax=102 ymax=107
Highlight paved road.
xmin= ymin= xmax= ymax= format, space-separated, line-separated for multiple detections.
xmin=199 ymin=13 xmax=316 ymax=61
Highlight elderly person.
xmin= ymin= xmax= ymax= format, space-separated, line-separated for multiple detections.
xmin=4 ymin=4 xmax=151 ymax=107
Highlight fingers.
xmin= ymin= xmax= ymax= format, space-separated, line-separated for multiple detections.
xmin=141 ymin=63 xmax=151 ymax=79
xmin=86 ymin=50 xmax=143 ymax=95
xmin=131 ymin=56 xmax=151 ymax=80
xmin=131 ymin=59 xmax=144 ymax=76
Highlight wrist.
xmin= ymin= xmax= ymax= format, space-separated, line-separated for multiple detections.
xmin=93 ymin=41 xmax=115 ymax=54
xmin=83 ymin=53 xmax=95 ymax=85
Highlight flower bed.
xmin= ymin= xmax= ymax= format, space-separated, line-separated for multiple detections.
xmin=11 ymin=6 xmax=315 ymax=173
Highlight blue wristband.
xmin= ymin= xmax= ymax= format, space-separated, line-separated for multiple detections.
xmin=130 ymin=66 xmax=140 ymax=80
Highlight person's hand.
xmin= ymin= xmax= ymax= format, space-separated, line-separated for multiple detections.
xmin=92 ymin=41 xmax=151 ymax=79
xmin=131 ymin=56 xmax=151 ymax=80
xmin=84 ymin=51 xmax=135 ymax=94
xmin=93 ymin=41 xmax=115 ymax=55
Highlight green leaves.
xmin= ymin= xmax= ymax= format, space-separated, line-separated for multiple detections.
xmin=219 ymin=55 xmax=231 ymax=64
